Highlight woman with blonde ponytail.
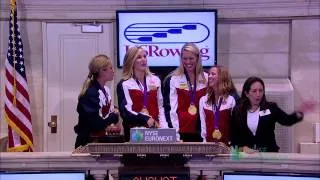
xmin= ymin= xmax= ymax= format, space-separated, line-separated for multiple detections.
xmin=74 ymin=54 xmax=119 ymax=148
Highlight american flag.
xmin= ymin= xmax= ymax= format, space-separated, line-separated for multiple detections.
xmin=4 ymin=0 xmax=33 ymax=152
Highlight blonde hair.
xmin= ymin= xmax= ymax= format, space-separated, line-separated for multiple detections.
xmin=206 ymin=65 xmax=237 ymax=104
xmin=122 ymin=46 xmax=151 ymax=80
xmin=165 ymin=42 xmax=206 ymax=83
xmin=78 ymin=54 xmax=112 ymax=99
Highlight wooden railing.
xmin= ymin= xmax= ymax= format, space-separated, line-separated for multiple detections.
xmin=1 ymin=151 xmax=319 ymax=180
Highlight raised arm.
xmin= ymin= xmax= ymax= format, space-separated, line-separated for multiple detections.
xmin=270 ymin=103 xmax=303 ymax=126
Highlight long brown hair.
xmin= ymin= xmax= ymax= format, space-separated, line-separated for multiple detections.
xmin=206 ymin=65 xmax=237 ymax=104
xmin=78 ymin=54 xmax=112 ymax=99
xmin=233 ymin=76 xmax=268 ymax=124
xmin=239 ymin=76 xmax=267 ymax=110
xmin=165 ymin=42 xmax=206 ymax=84
xmin=122 ymin=46 xmax=152 ymax=80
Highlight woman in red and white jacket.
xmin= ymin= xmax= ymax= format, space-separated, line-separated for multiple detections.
xmin=117 ymin=46 xmax=168 ymax=142
xmin=199 ymin=66 xmax=238 ymax=145
xmin=163 ymin=43 xmax=208 ymax=142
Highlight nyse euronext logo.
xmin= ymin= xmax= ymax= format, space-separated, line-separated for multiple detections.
xmin=131 ymin=130 xmax=144 ymax=143
xmin=124 ymin=23 xmax=210 ymax=44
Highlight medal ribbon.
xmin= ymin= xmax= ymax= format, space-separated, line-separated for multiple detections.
xmin=212 ymin=96 xmax=223 ymax=129
xmin=184 ymin=70 xmax=197 ymax=105
xmin=135 ymin=75 xmax=148 ymax=109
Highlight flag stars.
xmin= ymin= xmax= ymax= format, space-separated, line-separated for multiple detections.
xmin=13 ymin=60 xmax=17 ymax=64
xmin=19 ymin=61 xmax=24 ymax=66
xmin=20 ymin=67 xmax=24 ymax=72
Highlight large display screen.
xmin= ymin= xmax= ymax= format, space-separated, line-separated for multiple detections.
xmin=0 ymin=172 xmax=85 ymax=180
xmin=116 ymin=9 xmax=218 ymax=68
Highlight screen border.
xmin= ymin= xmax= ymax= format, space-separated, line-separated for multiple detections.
xmin=223 ymin=171 xmax=320 ymax=180
xmin=116 ymin=9 xmax=218 ymax=69
xmin=0 ymin=171 xmax=86 ymax=179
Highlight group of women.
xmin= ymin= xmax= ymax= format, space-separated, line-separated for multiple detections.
xmin=74 ymin=43 xmax=314 ymax=153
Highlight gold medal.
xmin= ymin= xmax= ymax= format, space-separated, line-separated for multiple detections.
xmin=141 ymin=107 xmax=149 ymax=115
xmin=188 ymin=105 xmax=197 ymax=115
xmin=212 ymin=129 xmax=222 ymax=140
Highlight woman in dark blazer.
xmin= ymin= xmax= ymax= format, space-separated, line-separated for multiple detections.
xmin=74 ymin=54 xmax=119 ymax=148
xmin=231 ymin=76 xmax=314 ymax=152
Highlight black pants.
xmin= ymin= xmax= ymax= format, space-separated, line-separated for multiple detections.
xmin=75 ymin=134 xmax=90 ymax=148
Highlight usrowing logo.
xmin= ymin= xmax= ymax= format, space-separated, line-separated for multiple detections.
xmin=124 ymin=23 xmax=210 ymax=44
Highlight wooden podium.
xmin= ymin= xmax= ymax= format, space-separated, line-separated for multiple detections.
xmin=87 ymin=142 xmax=230 ymax=179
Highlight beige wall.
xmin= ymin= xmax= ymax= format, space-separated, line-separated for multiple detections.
xmin=291 ymin=19 xmax=320 ymax=151
xmin=218 ymin=22 xmax=290 ymax=78
xmin=0 ymin=0 xmax=319 ymax=152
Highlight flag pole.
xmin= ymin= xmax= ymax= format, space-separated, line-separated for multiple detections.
xmin=10 ymin=0 xmax=17 ymax=107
